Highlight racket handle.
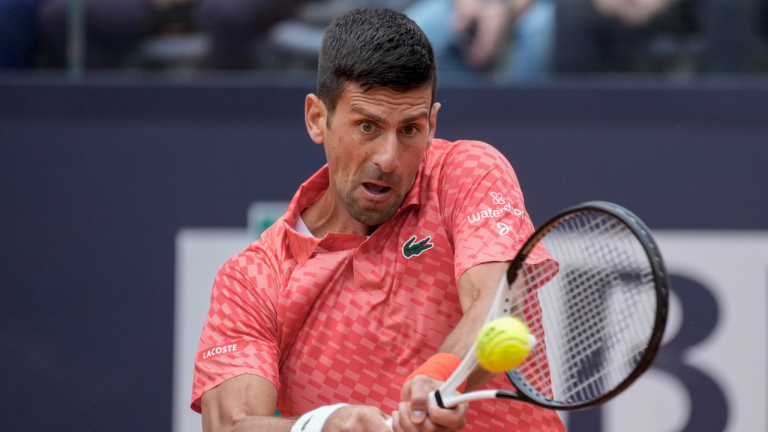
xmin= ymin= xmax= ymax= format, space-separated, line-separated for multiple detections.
xmin=385 ymin=391 xmax=440 ymax=431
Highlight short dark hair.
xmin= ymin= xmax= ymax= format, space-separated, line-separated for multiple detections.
xmin=317 ymin=8 xmax=437 ymax=120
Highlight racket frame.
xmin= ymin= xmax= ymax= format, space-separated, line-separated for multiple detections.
xmin=433 ymin=201 xmax=670 ymax=411
xmin=504 ymin=201 xmax=670 ymax=410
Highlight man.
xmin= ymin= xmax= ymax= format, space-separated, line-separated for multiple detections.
xmin=191 ymin=8 xmax=565 ymax=432
xmin=554 ymin=0 xmax=764 ymax=73
xmin=405 ymin=0 xmax=556 ymax=81
xmin=37 ymin=0 xmax=297 ymax=69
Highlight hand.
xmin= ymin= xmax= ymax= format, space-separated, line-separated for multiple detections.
xmin=453 ymin=0 xmax=483 ymax=33
xmin=452 ymin=0 xmax=533 ymax=68
xmin=592 ymin=0 xmax=673 ymax=26
xmin=394 ymin=375 xmax=468 ymax=432
xmin=322 ymin=405 xmax=391 ymax=432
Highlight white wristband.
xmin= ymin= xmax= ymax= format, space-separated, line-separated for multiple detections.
xmin=291 ymin=403 xmax=349 ymax=432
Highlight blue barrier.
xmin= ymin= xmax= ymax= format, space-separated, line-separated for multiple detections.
xmin=1 ymin=75 xmax=766 ymax=432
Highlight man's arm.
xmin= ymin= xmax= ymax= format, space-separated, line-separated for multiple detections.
xmin=400 ymin=261 xmax=509 ymax=427
xmin=438 ymin=260 xmax=509 ymax=390
xmin=453 ymin=0 xmax=534 ymax=68
xmin=202 ymin=374 xmax=293 ymax=432
xmin=202 ymin=374 xmax=392 ymax=432
xmin=591 ymin=0 xmax=674 ymax=26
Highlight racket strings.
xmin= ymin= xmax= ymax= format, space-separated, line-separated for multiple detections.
xmin=514 ymin=211 xmax=657 ymax=405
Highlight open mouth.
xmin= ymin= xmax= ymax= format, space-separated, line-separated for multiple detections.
xmin=362 ymin=182 xmax=391 ymax=196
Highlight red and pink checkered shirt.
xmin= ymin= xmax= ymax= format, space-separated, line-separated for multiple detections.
xmin=191 ymin=139 xmax=565 ymax=431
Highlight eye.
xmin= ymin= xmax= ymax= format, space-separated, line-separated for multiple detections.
xmin=359 ymin=122 xmax=374 ymax=133
xmin=402 ymin=125 xmax=418 ymax=136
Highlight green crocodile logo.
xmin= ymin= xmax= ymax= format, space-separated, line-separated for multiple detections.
xmin=402 ymin=235 xmax=434 ymax=259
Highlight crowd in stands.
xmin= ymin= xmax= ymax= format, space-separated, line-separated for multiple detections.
xmin=1 ymin=0 xmax=767 ymax=80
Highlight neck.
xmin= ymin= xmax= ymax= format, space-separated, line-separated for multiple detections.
xmin=300 ymin=184 xmax=374 ymax=238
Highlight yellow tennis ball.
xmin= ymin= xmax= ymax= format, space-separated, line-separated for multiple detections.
xmin=475 ymin=316 xmax=536 ymax=373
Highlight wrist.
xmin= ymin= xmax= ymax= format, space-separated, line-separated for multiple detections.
xmin=291 ymin=404 xmax=349 ymax=432
xmin=405 ymin=353 xmax=467 ymax=393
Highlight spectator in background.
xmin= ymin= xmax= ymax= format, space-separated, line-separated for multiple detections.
xmin=38 ymin=0 xmax=193 ymax=68
xmin=195 ymin=0 xmax=301 ymax=69
xmin=405 ymin=0 xmax=557 ymax=81
xmin=554 ymin=0 xmax=765 ymax=73
xmin=0 ymin=0 xmax=45 ymax=68
xmin=38 ymin=0 xmax=298 ymax=69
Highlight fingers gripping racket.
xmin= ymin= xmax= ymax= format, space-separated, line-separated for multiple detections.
xmin=387 ymin=201 xmax=669 ymax=429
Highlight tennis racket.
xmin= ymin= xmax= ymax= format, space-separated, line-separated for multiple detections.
xmin=387 ymin=201 xmax=668 ymax=429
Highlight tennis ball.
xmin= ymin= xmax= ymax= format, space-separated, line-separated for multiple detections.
xmin=475 ymin=316 xmax=536 ymax=373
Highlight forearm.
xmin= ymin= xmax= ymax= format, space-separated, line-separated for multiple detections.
xmin=437 ymin=299 xmax=496 ymax=391
xmin=202 ymin=375 xmax=292 ymax=432
xmin=206 ymin=416 xmax=296 ymax=432
xmin=437 ymin=261 xmax=510 ymax=391
xmin=437 ymin=293 xmax=493 ymax=357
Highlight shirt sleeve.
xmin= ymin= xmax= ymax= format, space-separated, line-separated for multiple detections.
xmin=439 ymin=140 xmax=546 ymax=282
xmin=190 ymin=250 xmax=280 ymax=414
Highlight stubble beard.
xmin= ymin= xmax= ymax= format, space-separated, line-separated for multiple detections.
xmin=338 ymin=185 xmax=403 ymax=227
xmin=336 ymin=174 xmax=410 ymax=227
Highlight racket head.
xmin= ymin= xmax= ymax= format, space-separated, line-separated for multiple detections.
xmin=503 ymin=201 xmax=669 ymax=410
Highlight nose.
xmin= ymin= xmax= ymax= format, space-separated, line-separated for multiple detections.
xmin=371 ymin=131 xmax=399 ymax=173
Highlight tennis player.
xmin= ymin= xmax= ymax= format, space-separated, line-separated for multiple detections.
xmin=191 ymin=8 xmax=566 ymax=432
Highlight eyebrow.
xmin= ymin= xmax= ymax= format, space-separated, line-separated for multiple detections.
xmin=398 ymin=113 xmax=428 ymax=126
xmin=351 ymin=107 xmax=428 ymax=126
xmin=352 ymin=107 xmax=386 ymax=124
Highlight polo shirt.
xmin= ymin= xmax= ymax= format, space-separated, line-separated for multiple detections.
xmin=191 ymin=139 xmax=565 ymax=431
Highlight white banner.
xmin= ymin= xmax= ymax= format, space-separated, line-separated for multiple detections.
xmin=173 ymin=229 xmax=768 ymax=432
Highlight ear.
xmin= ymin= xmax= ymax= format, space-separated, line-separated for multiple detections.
xmin=305 ymin=94 xmax=327 ymax=144
xmin=426 ymin=102 xmax=441 ymax=149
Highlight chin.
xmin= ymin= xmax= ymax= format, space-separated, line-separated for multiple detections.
xmin=347 ymin=199 xmax=401 ymax=227
xmin=350 ymin=207 xmax=397 ymax=227
xmin=339 ymin=184 xmax=405 ymax=227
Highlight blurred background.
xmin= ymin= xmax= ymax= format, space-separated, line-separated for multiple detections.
xmin=1 ymin=0 xmax=768 ymax=431
xmin=2 ymin=0 xmax=768 ymax=78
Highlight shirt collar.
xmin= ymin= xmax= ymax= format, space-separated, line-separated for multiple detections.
xmin=283 ymin=155 xmax=426 ymax=266
xmin=400 ymin=155 xmax=425 ymax=210
xmin=283 ymin=166 xmax=330 ymax=266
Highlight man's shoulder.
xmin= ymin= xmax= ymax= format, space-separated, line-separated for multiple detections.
xmin=425 ymin=139 xmax=510 ymax=176
xmin=219 ymin=221 xmax=287 ymax=281
xmin=429 ymin=138 xmax=491 ymax=153
xmin=428 ymin=138 xmax=506 ymax=162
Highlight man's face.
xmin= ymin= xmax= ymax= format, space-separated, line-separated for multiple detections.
xmin=323 ymin=83 xmax=438 ymax=227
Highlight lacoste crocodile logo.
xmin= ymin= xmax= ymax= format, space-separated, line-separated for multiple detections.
xmin=402 ymin=235 xmax=434 ymax=259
